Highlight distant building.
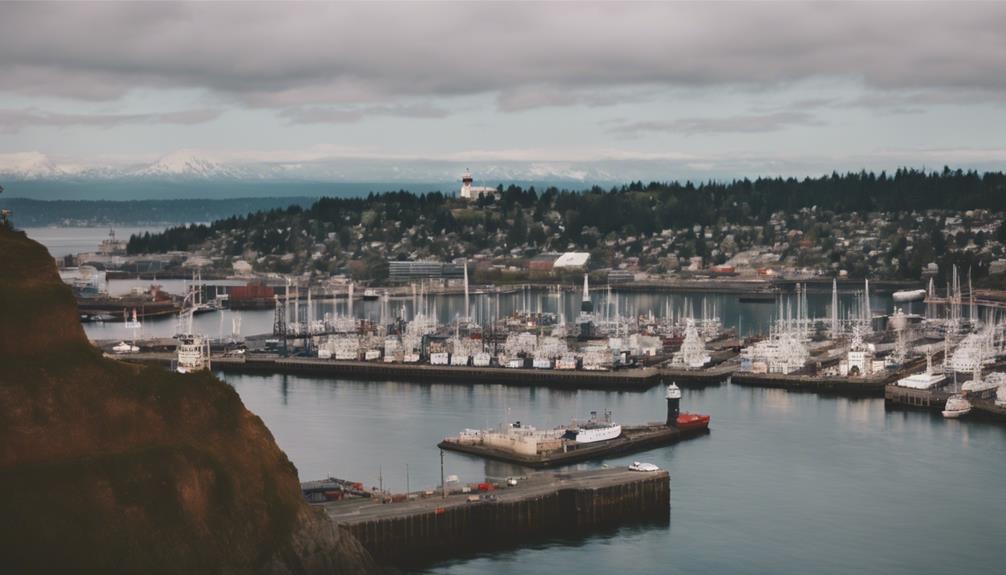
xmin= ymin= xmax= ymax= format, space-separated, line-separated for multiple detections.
xmin=553 ymin=252 xmax=591 ymax=270
xmin=528 ymin=253 xmax=560 ymax=271
xmin=608 ymin=269 xmax=634 ymax=284
xmin=388 ymin=260 xmax=465 ymax=283
xmin=459 ymin=170 xmax=498 ymax=200
xmin=991 ymin=260 xmax=1006 ymax=276
xmin=232 ymin=259 xmax=253 ymax=276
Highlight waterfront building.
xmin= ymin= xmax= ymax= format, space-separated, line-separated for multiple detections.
xmin=388 ymin=260 xmax=465 ymax=283
xmin=459 ymin=170 xmax=498 ymax=200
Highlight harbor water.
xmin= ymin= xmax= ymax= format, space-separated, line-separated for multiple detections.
xmin=221 ymin=372 xmax=1006 ymax=575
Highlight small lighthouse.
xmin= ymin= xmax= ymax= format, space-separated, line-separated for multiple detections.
xmin=666 ymin=382 xmax=681 ymax=426
xmin=460 ymin=170 xmax=474 ymax=199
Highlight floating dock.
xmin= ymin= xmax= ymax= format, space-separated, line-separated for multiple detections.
xmin=122 ymin=352 xmax=662 ymax=390
xmin=317 ymin=467 xmax=669 ymax=566
xmin=439 ymin=422 xmax=707 ymax=467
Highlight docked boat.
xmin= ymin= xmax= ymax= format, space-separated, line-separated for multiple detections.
xmin=676 ymin=413 xmax=711 ymax=431
xmin=628 ymin=461 xmax=660 ymax=472
xmin=362 ymin=288 xmax=379 ymax=301
xmin=564 ymin=410 xmax=622 ymax=444
xmin=942 ymin=394 xmax=972 ymax=418
xmin=112 ymin=341 xmax=139 ymax=354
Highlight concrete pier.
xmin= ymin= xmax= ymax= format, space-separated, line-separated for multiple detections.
xmin=318 ymin=468 xmax=669 ymax=566
xmin=439 ymin=423 xmax=708 ymax=468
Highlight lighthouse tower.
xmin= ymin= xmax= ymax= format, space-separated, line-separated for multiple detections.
xmin=666 ymin=382 xmax=681 ymax=426
xmin=460 ymin=170 xmax=474 ymax=199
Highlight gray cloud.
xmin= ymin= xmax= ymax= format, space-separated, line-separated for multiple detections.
xmin=1 ymin=2 xmax=1005 ymax=111
xmin=609 ymin=111 xmax=822 ymax=137
xmin=278 ymin=103 xmax=449 ymax=124
xmin=0 ymin=107 xmax=223 ymax=133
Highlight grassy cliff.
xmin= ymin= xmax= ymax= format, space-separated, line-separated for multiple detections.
xmin=0 ymin=226 xmax=378 ymax=574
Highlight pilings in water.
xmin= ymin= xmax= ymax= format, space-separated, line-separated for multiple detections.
xmin=321 ymin=468 xmax=669 ymax=566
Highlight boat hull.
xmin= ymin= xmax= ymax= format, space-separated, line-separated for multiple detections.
xmin=676 ymin=413 xmax=711 ymax=431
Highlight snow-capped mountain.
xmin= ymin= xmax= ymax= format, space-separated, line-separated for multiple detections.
xmin=0 ymin=149 xmax=623 ymax=184
xmin=0 ymin=152 xmax=65 ymax=180
xmin=129 ymin=150 xmax=247 ymax=180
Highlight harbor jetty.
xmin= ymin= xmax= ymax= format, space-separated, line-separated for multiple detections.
xmin=315 ymin=467 xmax=669 ymax=566
xmin=121 ymin=352 xmax=663 ymax=390
xmin=439 ymin=383 xmax=710 ymax=467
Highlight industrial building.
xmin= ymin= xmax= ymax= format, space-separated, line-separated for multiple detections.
xmin=388 ymin=260 xmax=466 ymax=283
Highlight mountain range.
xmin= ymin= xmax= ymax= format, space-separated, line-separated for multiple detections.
xmin=0 ymin=150 xmax=616 ymax=185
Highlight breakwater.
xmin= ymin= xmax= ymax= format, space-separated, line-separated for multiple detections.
xmin=123 ymin=352 xmax=662 ymax=390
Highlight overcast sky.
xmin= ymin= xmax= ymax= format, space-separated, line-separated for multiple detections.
xmin=2 ymin=1 xmax=1006 ymax=181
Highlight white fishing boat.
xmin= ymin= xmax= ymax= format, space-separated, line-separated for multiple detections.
xmin=942 ymin=394 xmax=972 ymax=418
xmin=112 ymin=341 xmax=139 ymax=354
xmin=564 ymin=410 xmax=621 ymax=444
xmin=628 ymin=461 xmax=660 ymax=472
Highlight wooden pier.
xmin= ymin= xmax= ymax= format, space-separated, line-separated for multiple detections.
xmin=439 ymin=423 xmax=708 ymax=468
xmin=317 ymin=467 xmax=669 ymax=566
xmin=122 ymin=352 xmax=662 ymax=390
xmin=885 ymin=385 xmax=1006 ymax=422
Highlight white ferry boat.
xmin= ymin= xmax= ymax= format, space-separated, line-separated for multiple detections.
xmin=564 ymin=410 xmax=622 ymax=444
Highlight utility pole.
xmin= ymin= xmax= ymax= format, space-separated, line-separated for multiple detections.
xmin=440 ymin=449 xmax=446 ymax=499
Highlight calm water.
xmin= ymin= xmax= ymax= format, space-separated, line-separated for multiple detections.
xmin=220 ymin=373 xmax=1006 ymax=575
xmin=24 ymin=226 xmax=165 ymax=258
